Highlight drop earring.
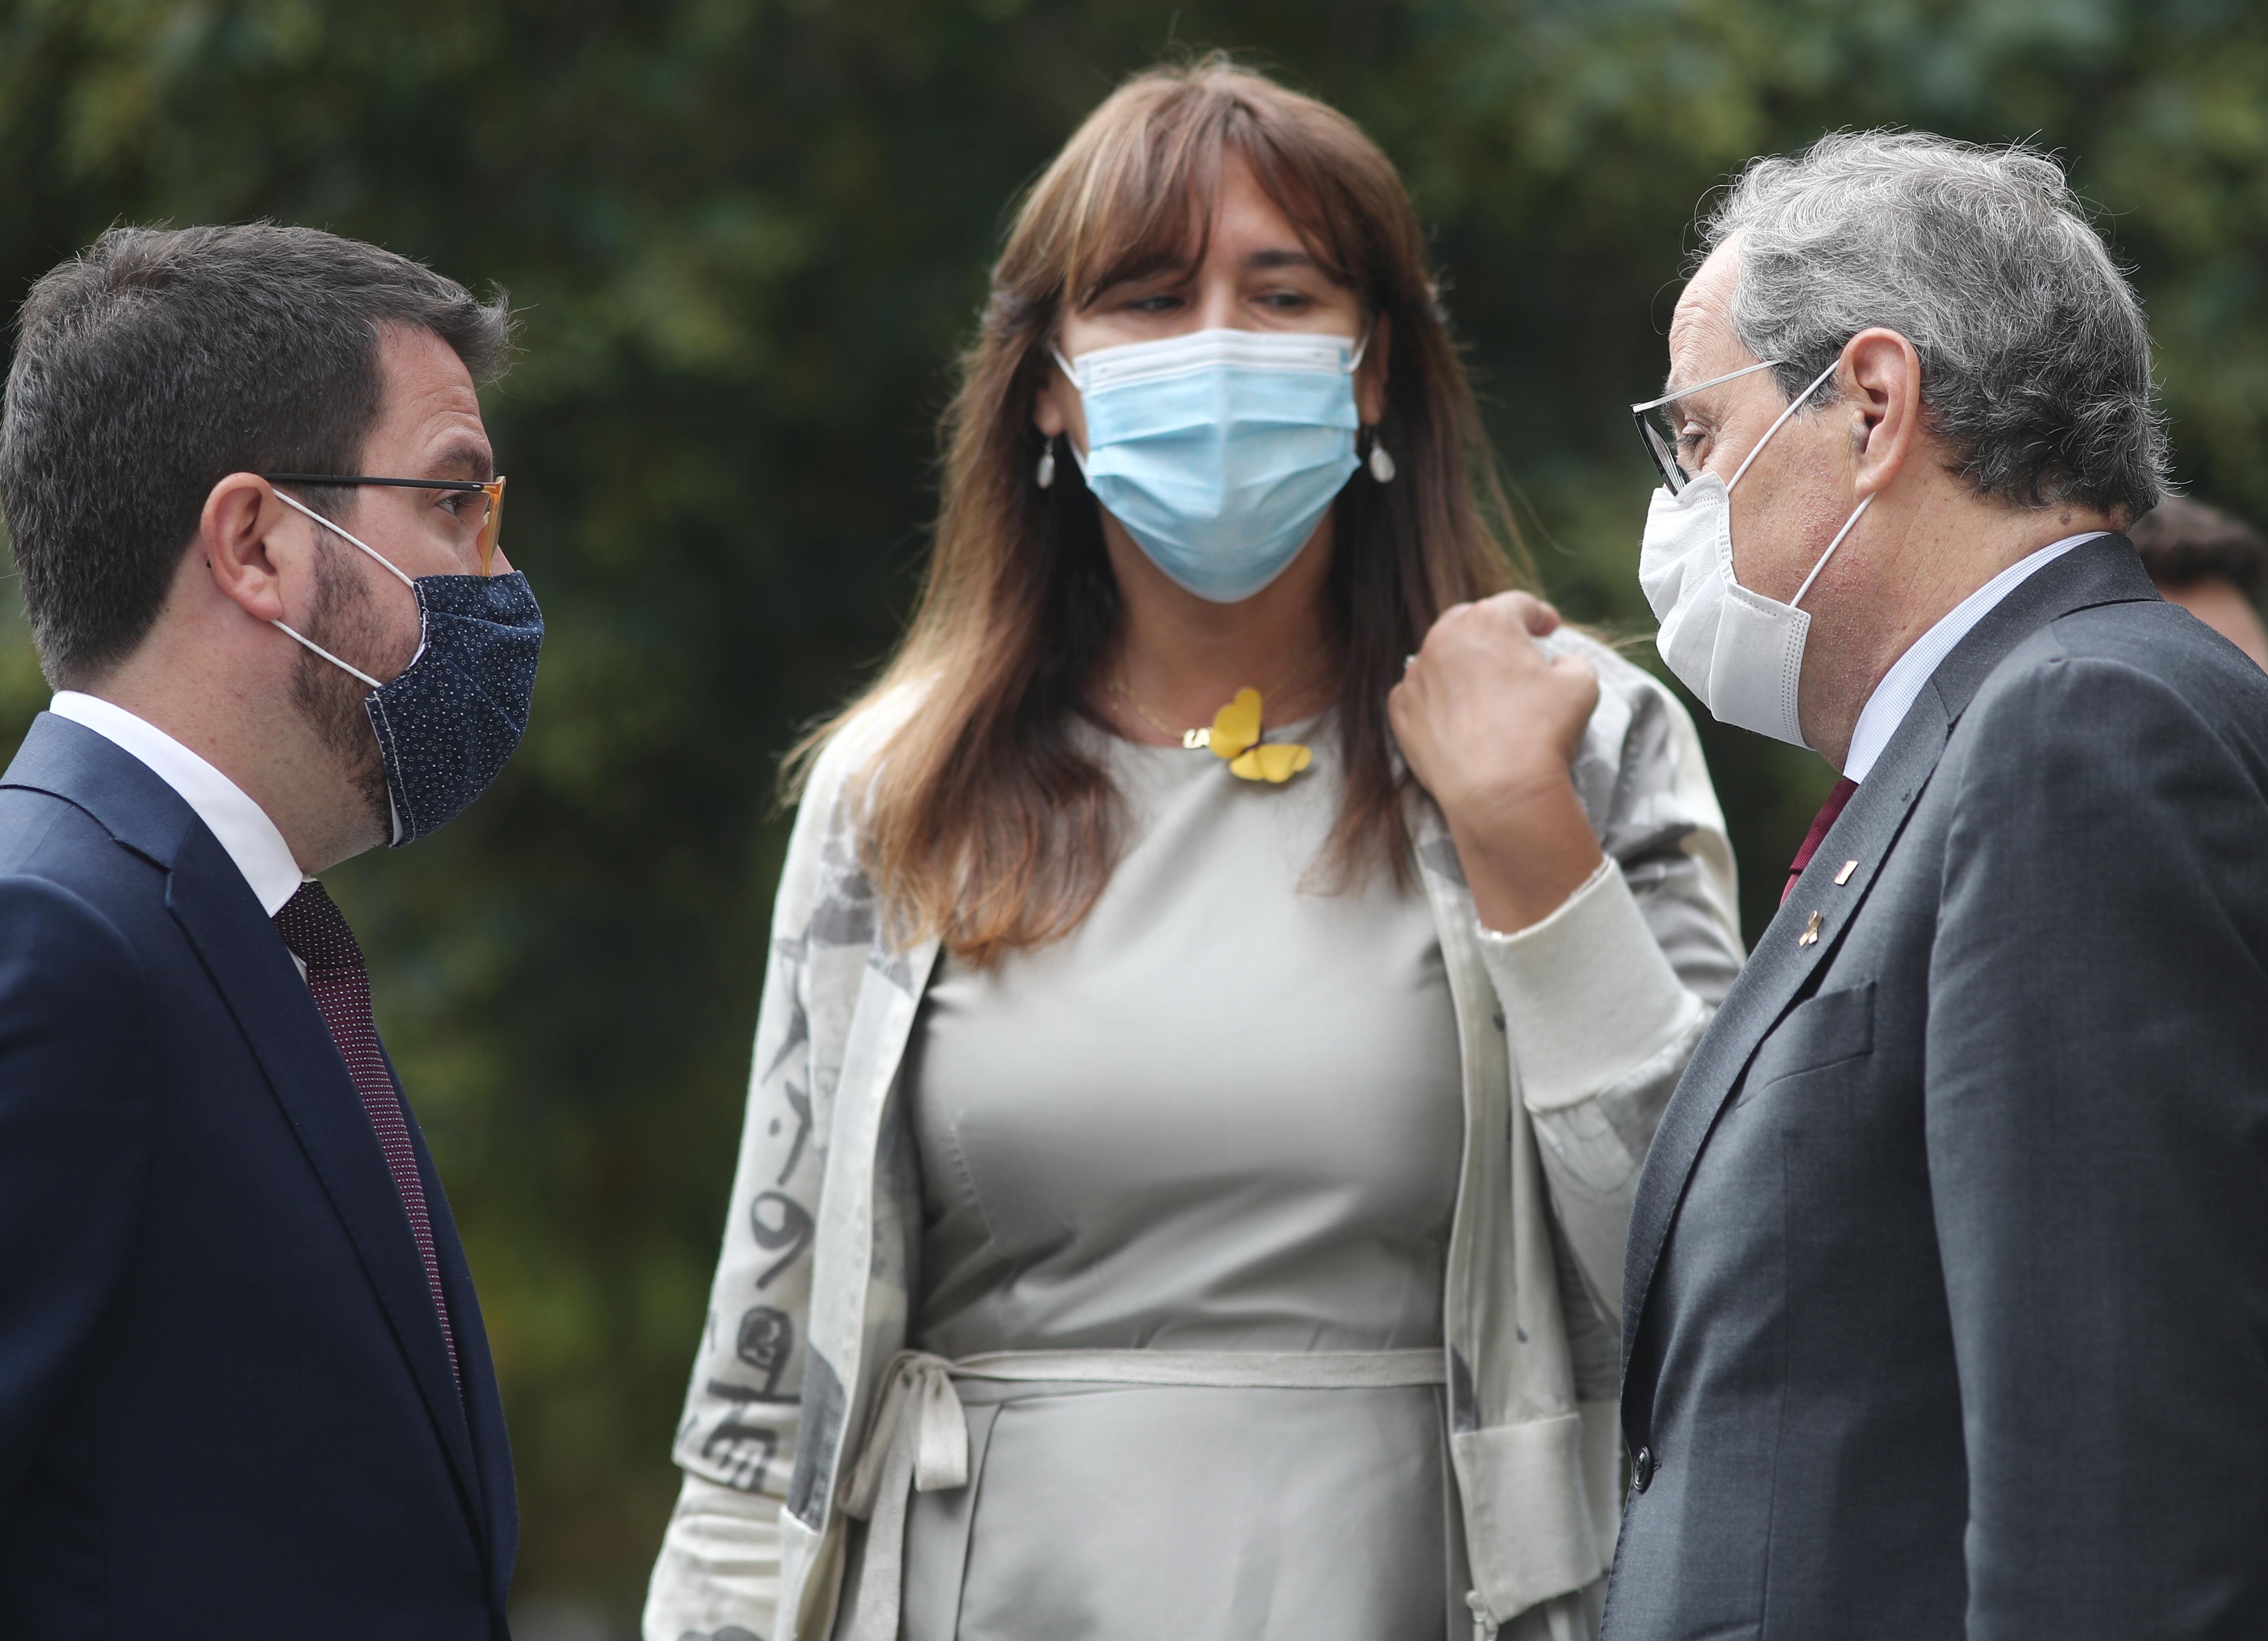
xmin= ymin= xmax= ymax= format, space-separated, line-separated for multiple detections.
xmin=1364 ymin=428 xmax=1396 ymax=484
xmin=1036 ymin=435 xmax=1057 ymax=490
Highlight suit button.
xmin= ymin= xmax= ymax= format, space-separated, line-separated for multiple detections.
xmin=1631 ymin=1445 xmax=1655 ymax=1493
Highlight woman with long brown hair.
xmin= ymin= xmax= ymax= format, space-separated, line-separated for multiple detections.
xmin=647 ymin=57 xmax=1741 ymax=1641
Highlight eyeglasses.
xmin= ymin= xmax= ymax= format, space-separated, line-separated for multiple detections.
xmin=1630 ymin=359 xmax=1784 ymax=495
xmin=260 ymin=473 xmax=509 ymax=575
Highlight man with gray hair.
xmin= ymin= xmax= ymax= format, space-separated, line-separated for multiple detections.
xmin=1607 ymin=132 xmax=2268 ymax=1639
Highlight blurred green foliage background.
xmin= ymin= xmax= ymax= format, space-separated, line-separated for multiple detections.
xmin=2 ymin=0 xmax=2264 ymax=1631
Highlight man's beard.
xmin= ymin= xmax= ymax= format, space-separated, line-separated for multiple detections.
xmin=290 ymin=534 xmax=397 ymax=847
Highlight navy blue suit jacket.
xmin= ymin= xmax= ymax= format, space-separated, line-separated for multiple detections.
xmin=0 ymin=713 xmax=516 ymax=1637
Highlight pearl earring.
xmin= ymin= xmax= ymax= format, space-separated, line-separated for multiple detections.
xmin=1036 ymin=436 xmax=1057 ymax=490
xmin=1366 ymin=432 xmax=1396 ymax=484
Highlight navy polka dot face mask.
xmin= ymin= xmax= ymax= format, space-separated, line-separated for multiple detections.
xmin=270 ymin=489 xmax=543 ymax=846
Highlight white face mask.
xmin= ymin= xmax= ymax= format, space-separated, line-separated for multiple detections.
xmin=1638 ymin=360 xmax=1871 ymax=748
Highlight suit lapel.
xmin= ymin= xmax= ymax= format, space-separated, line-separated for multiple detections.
xmin=397 ymin=1049 xmax=519 ymax=1602
xmin=1620 ymin=697 xmax=1950 ymax=1377
xmin=164 ymin=830 xmax=489 ymax=1538
xmin=1620 ymin=535 xmax=2161 ymax=1378
xmin=3 ymin=717 xmax=489 ymax=1545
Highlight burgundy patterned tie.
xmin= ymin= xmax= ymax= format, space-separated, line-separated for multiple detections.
xmin=1782 ymin=777 xmax=1860 ymax=907
xmin=273 ymin=880 xmax=460 ymax=1388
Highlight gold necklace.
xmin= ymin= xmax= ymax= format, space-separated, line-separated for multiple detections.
xmin=1109 ymin=681 xmax=1208 ymax=748
xmin=1108 ymin=677 xmax=1317 ymax=784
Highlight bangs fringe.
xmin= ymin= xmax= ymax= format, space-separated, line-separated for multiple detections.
xmin=1057 ymin=87 xmax=1367 ymax=309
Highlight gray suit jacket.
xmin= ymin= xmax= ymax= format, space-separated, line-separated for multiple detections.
xmin=1603 ymin=536 xmax=2268 ymax=1641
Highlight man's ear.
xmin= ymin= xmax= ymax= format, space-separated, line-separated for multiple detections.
xmin=1842 ymin=328 xmax=1923 ymax=500
xmin=199 ymin=474 xmax=301 ymax=625
xmin=1355 ymin=312 xmax=1392 ymax=426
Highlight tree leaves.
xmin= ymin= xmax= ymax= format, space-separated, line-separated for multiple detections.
xmin=3 ymin=0 xmax=2263 ymax=1623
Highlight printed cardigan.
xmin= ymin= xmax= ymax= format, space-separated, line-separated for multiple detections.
xmin=644 ymin=632 xmax=1744 ymax=1641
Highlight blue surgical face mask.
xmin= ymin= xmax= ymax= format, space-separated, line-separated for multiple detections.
xmin=270 ymin=489 xmax=543 ymax=846
xmin=1055 ymin=327 xmax=1365 ymax=602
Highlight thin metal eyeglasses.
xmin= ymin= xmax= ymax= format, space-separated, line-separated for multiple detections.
xmin=259 ymin=473 xmax=509 ymax=575
xmin=1630 ymin=359 xmax=1784 ymax=494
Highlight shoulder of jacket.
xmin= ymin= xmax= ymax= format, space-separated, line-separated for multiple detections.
xmin=0 ymin=868 xmax=152 ymax=1000
xmin=772 ymin=676 xmax=940 ymax=928
xmin=0 ymin=781 xmax=101 ymax=857
xmin=1545 ymin=626 xmax=1683 ymax=720
xmin=807 ymin=675 xmax=941 ymax=799
xmin=1536 ymin=627 xmax=1708 ymax=829
xmin=0 ymin=785 xmax=178 ymax=909
xmin=1965 ymin=619 xmax=2253 ymax=760
xmin=2050 ymin=596 xmax=2268 ymax=696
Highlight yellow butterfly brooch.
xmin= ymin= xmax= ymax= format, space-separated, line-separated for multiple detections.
xmin=1184 ymin=688 xmax=1313 ymax=784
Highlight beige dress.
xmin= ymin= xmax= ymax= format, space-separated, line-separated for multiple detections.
xmin=897 ymin=717 xmax=1472 ymax=1640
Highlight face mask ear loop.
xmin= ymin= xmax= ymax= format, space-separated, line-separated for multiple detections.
xmin=1726 ymin=359 xmax=1841 ymax=495
xmin=271 ymin=620 xmax=383 ymax=689
xmin=1045 ymin=343 xmax=1093 ymax=475
xmin=1791 ymin=493 xmax=1874 ymax=609
xmin=1347 ymin=323 xmax=1373 ymax=374
xmin=270 ymin=487 xmax=419 ymax=592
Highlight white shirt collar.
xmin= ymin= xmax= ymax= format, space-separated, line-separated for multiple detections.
xmin=1841 ymin=531 xmax=2107 ymax=783
xmin=48 ymin=691 xmax=307 ymax=916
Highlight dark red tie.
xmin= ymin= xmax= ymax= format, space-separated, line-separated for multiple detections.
xmin=273 ymin=881 xmax=460 ymax=1387
xmin=1782 ymin=777 xmax=1860 ymax=906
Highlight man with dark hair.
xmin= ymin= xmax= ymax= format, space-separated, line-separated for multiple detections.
xmin=2129 ymin=493 xmax=2268 ymax=668
xmin=0 ymin=223 xmax=538 ymax=1636
xmin=1609 ymin=133 xmax=2268 ymax=1638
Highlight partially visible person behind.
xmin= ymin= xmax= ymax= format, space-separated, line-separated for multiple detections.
xmin=648 ymin=57 xmax=1742 ymax=1641
xmin=0 ymin=225 xmax=536 ymax=1636
xmin=2129 ymin=493 xmax=2268 ymax=668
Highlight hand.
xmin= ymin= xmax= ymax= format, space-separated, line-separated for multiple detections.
xmin=1389 ymin=592 xmax=1605 ymax=932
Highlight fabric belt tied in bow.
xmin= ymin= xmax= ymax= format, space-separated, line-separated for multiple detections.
xmin=836 ymin=1346 xmax=1447 ymax=1641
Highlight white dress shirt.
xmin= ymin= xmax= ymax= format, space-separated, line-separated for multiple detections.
xmin=48 ymin=691 xmax=307 ymax=916
xmin=1842 ymin=531 xmax=2107 ymax=782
